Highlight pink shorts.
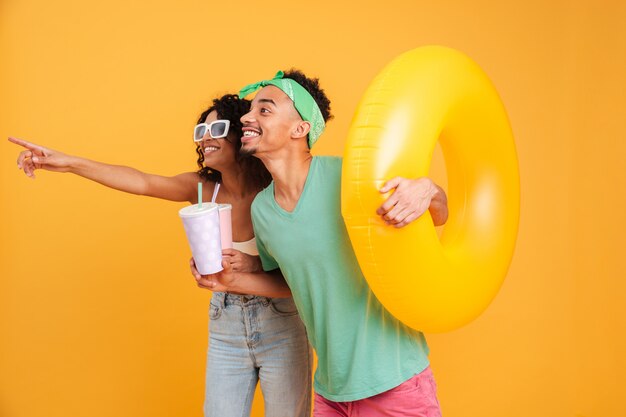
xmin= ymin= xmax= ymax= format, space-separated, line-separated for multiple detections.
xmin=313 ymin=366 xmax=441 ymax=417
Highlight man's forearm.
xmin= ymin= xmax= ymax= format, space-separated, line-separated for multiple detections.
xmin=429 ymin=184 xmax=448 ymax=226
xmin=228 ymin=269 xmax=292 ymax=298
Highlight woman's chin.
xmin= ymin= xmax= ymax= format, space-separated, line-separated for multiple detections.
xmin=203 ymin=152 xmax=221 ymax=162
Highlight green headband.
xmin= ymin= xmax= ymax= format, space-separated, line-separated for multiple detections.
xmin=239 ymin=71 xmax=325 ymax=148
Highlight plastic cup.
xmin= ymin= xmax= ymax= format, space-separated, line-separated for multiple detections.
xmin=218 ymin=204 xmax=233 ymax=250
xmin=179 ymin=202 xmax=223 ymax=275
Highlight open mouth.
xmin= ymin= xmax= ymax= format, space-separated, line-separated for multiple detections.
xmin=204 ymin=146 xmax=220 ymax=156
xmin=242 ymin=127 xmax=261 ymax=143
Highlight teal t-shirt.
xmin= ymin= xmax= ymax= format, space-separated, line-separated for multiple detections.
xmin=251 ymin=156 xmax=430 ymax=402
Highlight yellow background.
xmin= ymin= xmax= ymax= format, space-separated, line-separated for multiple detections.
xmin=1 ymin=1 xmax=624 ymax=416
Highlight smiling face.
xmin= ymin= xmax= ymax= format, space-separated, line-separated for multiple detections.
xmin=239 ymin=86 xmax=309 ymax=157
xmin=200 ymin=110 xmax=238 ymax=170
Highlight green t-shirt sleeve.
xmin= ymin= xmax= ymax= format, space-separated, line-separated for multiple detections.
xmin=251 ymin=207 xmax=279 ymax=271
xmin=256 ymin=234 xmax=279 ymax=272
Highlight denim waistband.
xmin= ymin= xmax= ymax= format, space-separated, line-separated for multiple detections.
xmin=211 ymin=292 xmax=271 ymax=307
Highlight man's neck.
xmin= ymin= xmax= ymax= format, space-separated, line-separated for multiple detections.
xmin=260 ymin=149 xmax=313 ymax=212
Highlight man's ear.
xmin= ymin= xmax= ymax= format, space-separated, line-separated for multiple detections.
xmin=291 ymin=121 xmax=311 ymax=140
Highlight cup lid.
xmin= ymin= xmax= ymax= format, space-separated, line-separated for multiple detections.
xmin=178 ymin=202 xmax=219 ymax=218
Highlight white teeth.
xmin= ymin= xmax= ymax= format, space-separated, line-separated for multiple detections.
xmin=243 ymin=130 xmax=259 ymax=137
xmin=204 ymin=147 xmax=219 ymax=152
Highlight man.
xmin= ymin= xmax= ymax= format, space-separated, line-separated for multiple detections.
xmin=193 ymin=70 xmax=447 ymax=416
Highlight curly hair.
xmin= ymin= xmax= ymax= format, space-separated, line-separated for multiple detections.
xmin=195 ymin=94 xmax=272 ymax=192
xmin=282 ymin=69 xmax=333 ymax=123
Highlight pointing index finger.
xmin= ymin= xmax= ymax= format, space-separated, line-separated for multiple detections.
xmin=8 ymin=137 xmax=47 ymax=153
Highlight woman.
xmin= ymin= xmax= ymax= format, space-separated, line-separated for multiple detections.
xmin=9 ymin=94 xmax=311 ymax=417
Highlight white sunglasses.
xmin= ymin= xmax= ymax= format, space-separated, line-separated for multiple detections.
xmin=193 ymin=120 xmax=231 ymax=142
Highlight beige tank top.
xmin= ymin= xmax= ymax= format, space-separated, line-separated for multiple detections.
xmin=232 ymin=237 xmax=258 ymax=256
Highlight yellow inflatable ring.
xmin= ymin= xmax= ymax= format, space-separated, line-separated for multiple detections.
xmin=341 ymin=46 xmax=520 ymax=333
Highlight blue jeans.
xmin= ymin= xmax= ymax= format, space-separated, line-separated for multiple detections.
xmin=204 ymin=292 xmax=312 ymax=417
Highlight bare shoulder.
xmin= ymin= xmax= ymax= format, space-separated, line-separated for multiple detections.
xmin=175 ymin=171 xmax=204 ymax=183
xmin=176 ymin=171 xmax=217 ymax=203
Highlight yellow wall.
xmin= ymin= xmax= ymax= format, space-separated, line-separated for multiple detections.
xmin=1 ymin=1 xmax=624 ymax=416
